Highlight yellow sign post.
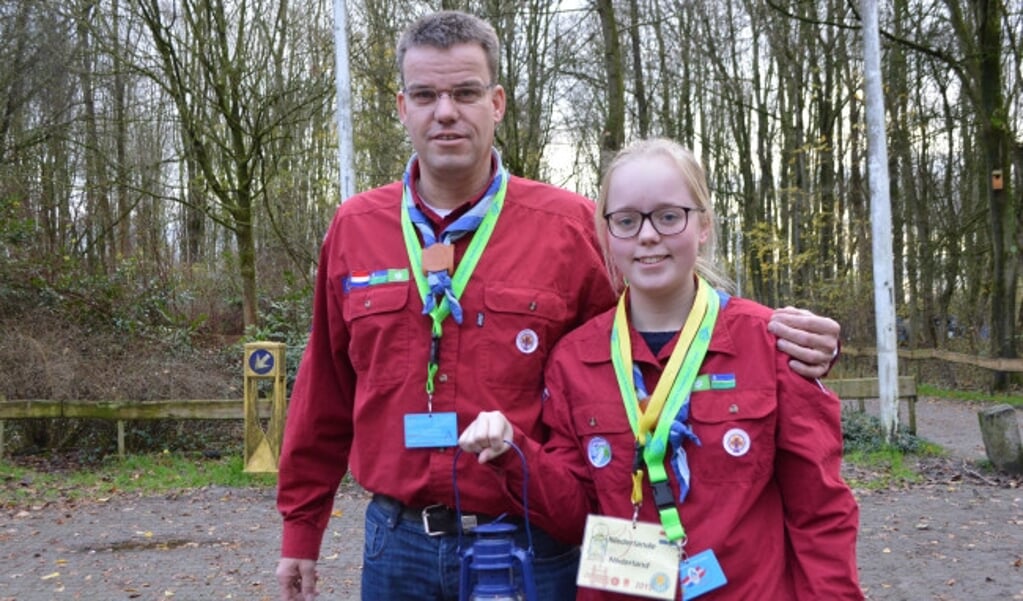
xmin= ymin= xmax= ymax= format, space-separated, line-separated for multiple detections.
xmin=243 ymin=342 xmax=287 ymax=473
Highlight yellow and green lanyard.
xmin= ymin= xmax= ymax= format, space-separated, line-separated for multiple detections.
xmin=610 ymin=277 xmax=719 ymax=542
xmin=399 ymin=171 xmax=508 ymax=408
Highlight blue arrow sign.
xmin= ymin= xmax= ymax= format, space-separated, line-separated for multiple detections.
xmin=249 ymin=349 xmax=275 ymax=375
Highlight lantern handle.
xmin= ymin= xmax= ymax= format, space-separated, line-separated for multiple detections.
xmin=452 ymin=439 xmax=534 ymax=555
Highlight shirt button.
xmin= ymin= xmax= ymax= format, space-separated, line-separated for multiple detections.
xmin=729 ymin=404 xmax=739 ymax=414
xmin=438 ymin=374 xmax=448 ymax=383
xmin=529 ymin=301 xmax=537 ymax=311
xmin=364 ymin=299 xmax=371 ymax=308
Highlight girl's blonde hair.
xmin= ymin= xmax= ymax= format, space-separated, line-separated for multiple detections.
xmin=594 ymin=138 xmax=734 ymax=294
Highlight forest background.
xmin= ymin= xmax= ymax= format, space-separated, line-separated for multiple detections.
xmin=0 ymin=0 xmax=1022 ymax=453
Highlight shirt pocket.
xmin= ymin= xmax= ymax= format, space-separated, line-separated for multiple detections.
xmin=481 ymin=285 xmax=567 ymax=390
xmin=571 ymin=403 xmax=635 ymax=499
xmin=688 ymin=389 xmax=776 ymax=484
xmin=342 ymin=284 xmax=410 ymax=385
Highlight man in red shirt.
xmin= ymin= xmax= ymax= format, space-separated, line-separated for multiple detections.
xmin=275 ymin=10 xmax=842 ymax=601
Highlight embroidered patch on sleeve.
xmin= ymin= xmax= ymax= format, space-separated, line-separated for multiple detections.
xmin=342 ymin=268 xmax=409 ymax=293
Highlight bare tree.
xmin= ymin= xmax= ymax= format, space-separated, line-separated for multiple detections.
xmin=347 ymin=0 xmax=408 ymax=189
xmin=134 ymin=0 xmax=331 ymax=330
xmin=594 ymin=0 xmax=625 ymax=171
xmin=934 ymin=0 xmax=1019 ymax=385
xmin=486 ymin=0 xmax=565 ymax=181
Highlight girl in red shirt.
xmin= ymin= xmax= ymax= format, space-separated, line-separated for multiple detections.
xmin=459 ymin=138 xmax=862 ymax=600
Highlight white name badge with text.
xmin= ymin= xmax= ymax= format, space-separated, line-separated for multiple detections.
xmin=577 ymin=514 xmax=680 ymax=600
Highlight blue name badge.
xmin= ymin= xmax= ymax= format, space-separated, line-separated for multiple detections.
xmin=679 ymin=549 xmax=727 ymax=599
xmin=404 ymin=412 xmax=459 ymax=448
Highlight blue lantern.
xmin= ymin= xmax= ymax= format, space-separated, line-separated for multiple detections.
xmin=454 ymin=442 xmax=539 ymax=601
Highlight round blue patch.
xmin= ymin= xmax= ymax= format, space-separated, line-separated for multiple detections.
xmin=650 ymin=572 xmax=672 ymax=593
xmin=587 ymin=436 xmax=612 ymax=468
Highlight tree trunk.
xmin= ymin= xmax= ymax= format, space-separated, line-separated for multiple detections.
xmin=627 ymin=0 xmax=648 ymax=138
xmin=974 ymin=0 xmax=1018 ymax=388
xmin=595 ymin=0 xmax=625 ymax=172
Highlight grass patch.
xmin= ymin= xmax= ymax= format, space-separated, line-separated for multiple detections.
xmin=841 ymin=409 xmax=940 ymax=455
xmin=841 ymin=409 xmax=944 ymax=489
xmin=843 ymin=446 xmax=923 ymax=489
xmin=0 ymin=451 xmax=276 ymax=507
xmin=917 ymin=384 xmax=1023 ymax=407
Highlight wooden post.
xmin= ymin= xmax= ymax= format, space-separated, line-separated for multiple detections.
xmin=117 ymin=420 xmax=125 ymax=457
xmin=907 ymin=392 xmax=917 ymax=435
xmin=977 ymin=404 xmax=1023 ymax=475
xmin=0 ymin=420 xmax=5 ymax=456
xmin=243 ymin=342 xmax=287 ymax=473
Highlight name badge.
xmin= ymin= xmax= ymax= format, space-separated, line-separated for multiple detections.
xmin=404 ymin=412 xmax=458 ymax=448
xmin=577 ymin=514 xmax=679 ymax=600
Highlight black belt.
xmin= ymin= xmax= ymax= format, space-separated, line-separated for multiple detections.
xmin=372 ymin=494 xmax=518 ymax=537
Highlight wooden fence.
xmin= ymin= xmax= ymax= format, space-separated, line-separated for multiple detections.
xmin=3 ymin=345 xmax=1019 ymax=458
xmin=0 ymin=398 xmax=269 ymax=457
xmin=828 ymin=376 xmax=919 ymax=433
xmin=2 ymin=378 xmax=918 ymax=458
xmin=839 ymin=347 xmax=1023 ymax=373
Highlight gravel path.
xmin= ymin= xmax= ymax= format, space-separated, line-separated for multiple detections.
xmin=850 ymin=397 xmax=1023 ymax=601
xmin=1 ymin=398 xmax=1020 ymax=601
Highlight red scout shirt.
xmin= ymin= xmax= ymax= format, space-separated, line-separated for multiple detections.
xmin=277 ymin=166 xmax=616 ymax=559
xmin=490 ymin=294 xmax=862 ymax=600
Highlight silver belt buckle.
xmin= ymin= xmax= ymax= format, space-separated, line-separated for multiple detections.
xmin=460 ymin=514 xmax=479 ymax=532
xmin=420 ymin=505 xmax=480 ymax=536
xmin=421 ymin=504 xmax=446 ymax=537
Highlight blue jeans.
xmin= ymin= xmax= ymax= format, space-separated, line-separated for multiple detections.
xmin=361 ymin=496 xmax=580 ymax=600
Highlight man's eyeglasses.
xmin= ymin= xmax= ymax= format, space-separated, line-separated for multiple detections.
xmin=604 ymin=206 xmax=704 ymax=239
xmin=403 ymin=84 xmax=494 ymax=106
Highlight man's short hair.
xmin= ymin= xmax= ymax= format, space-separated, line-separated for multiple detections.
xmin=396 ymin=11 xmax=500 ymax=85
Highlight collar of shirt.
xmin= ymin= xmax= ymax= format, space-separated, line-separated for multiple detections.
xmin=408 ymin=155 xmax=498 ymax=231
xmin=578 ymin=303 xmax=738 ymax=368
